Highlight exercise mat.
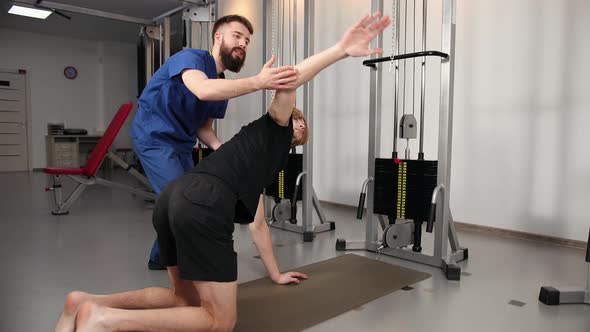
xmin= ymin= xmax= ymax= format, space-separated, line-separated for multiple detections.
xmin=235 ymin=253 xmax=430 ymax=332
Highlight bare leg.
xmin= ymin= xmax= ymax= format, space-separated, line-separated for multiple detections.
xmin=76 ymin=280 xmax=237 ymax=332
xmin=54 ymin=267 xmax=199 ymax=332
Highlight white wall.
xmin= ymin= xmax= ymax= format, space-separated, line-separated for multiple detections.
xmin=453 ymin=0 xmax=590 ymax=241
xmin=314 ymin=0 xmax=374 ymax=204
xmin=218 ymin=0 xmax=590 ymax=241
xmin=217 ymin=0 xmax=266 ymax=139
xmin=100 ymin=42 xmax=140 ymax=151
xmin=0 ymin=28 xmax=137 ymax=168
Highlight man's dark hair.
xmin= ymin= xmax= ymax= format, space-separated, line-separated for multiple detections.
xmin=212 ymin=15 xmax=254 ymax=44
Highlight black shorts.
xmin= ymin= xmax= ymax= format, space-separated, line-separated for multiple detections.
xmin=152 ymin=173 xmax=238 ymax=282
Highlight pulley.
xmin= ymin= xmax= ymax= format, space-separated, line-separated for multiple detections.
xmin=399 ymin=114 xmax=417 ymax=139
xmin=383 ymin=221 xmax=414 ymax=248
xmin=271 ymin=200 xmax=292 ymax=223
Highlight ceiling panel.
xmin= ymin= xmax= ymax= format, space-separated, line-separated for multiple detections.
xmin=0 ymin=0 xmax=192 ymax=42
xmin=40 ymin=0 xmax=185 ymax=19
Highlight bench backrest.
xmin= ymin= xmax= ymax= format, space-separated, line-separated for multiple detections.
xmin=83 ymin=102 xmax=133 ymax=176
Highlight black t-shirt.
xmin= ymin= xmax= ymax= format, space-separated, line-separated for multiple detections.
xmin=190 ymin=113 xmax=293 ymax=223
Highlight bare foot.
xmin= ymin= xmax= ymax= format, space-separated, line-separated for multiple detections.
xmin=75 ymin=302 xmax=110 ymax=332
xmin=54 ymin=291 xmax=92 ymax=332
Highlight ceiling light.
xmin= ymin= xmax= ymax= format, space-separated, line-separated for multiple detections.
xmin=8 ymin=4 xmax=53 ymax=19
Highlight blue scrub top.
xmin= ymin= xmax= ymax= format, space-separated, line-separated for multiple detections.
xmin=131 ymin=49 xmax=228 ymax=153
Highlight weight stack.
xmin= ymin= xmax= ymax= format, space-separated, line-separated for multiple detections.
xmin=373 ymin=159 xmax=438 ymax=222
xmin=265 ymin=153 xmax=303 ymax=201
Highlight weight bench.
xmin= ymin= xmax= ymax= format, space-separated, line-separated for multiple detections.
xmin=44 ymin=102 xmax=157 ymax=215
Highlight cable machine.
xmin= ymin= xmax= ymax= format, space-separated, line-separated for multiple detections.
xmin=262 ymin=0 xmax=335 ymax=242
xmin=137 ymin=1 xmax=220 ymax=164
xmin=336 ymin=0 xmax=468 ymax=280
xmin=139 ymin=1 xmax=217 ymax=88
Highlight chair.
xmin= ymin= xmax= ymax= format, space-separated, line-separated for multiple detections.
xmin=44 ymin=102 xmax=156 ymax=215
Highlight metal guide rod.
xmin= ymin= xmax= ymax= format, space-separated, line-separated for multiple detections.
xmin=412 ymin=0 xmax=416 ymax=118
xmin=365 ymin=0 xmax=384 ymax=246
xmin=262 ymin=0 xmax=272 ymax=217
xmin=302 ymin=0 xmax=314 ymax=233
xmin=393 ymin=0 xmax=400 ymax=157
xmin=293 ymin=0 xmax=297 ymax=69
xmin=419 ymin=0 xmax=428 ymax=159
xmin=279 ymin=0 xmax=284 ymax=67
xmin=432 ymin=0 xmax=455 ymax=262
xmin=402 ymin=0 xmax=407 ymax=126
xmin=288 ymin=0 xmax=292 ymax=66
xmin=262 ymin=0 xmax=269 ymax=115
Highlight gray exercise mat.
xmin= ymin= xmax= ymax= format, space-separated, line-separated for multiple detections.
xmin=235 ymin=253 xmax=431 ymax=332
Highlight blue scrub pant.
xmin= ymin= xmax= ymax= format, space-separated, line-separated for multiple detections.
xmin=134 ymin=141 xmax=194 ymax=265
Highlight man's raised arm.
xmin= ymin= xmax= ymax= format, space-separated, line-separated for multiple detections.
xmin=269 ymin=12 xmax=390 ymax=125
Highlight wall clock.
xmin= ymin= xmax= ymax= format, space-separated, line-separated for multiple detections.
xmin=64 ymin=66 xmax=78 ymax=80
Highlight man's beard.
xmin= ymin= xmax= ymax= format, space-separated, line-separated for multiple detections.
xmin=219 ymin=39 xmax=246 ymax=73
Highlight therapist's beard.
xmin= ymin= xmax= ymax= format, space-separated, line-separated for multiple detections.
xmin=219 ymin=39 xmax=246 ymax=73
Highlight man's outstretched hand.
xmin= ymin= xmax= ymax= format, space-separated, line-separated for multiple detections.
xmin=257 ymin=55 xmax=299 ymax=90
xmin=338 ymin=12 xmax=391 ymax=57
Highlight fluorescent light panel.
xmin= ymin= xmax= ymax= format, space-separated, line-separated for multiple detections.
xmin=8 ymin=4 xmax=52 ymax=19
